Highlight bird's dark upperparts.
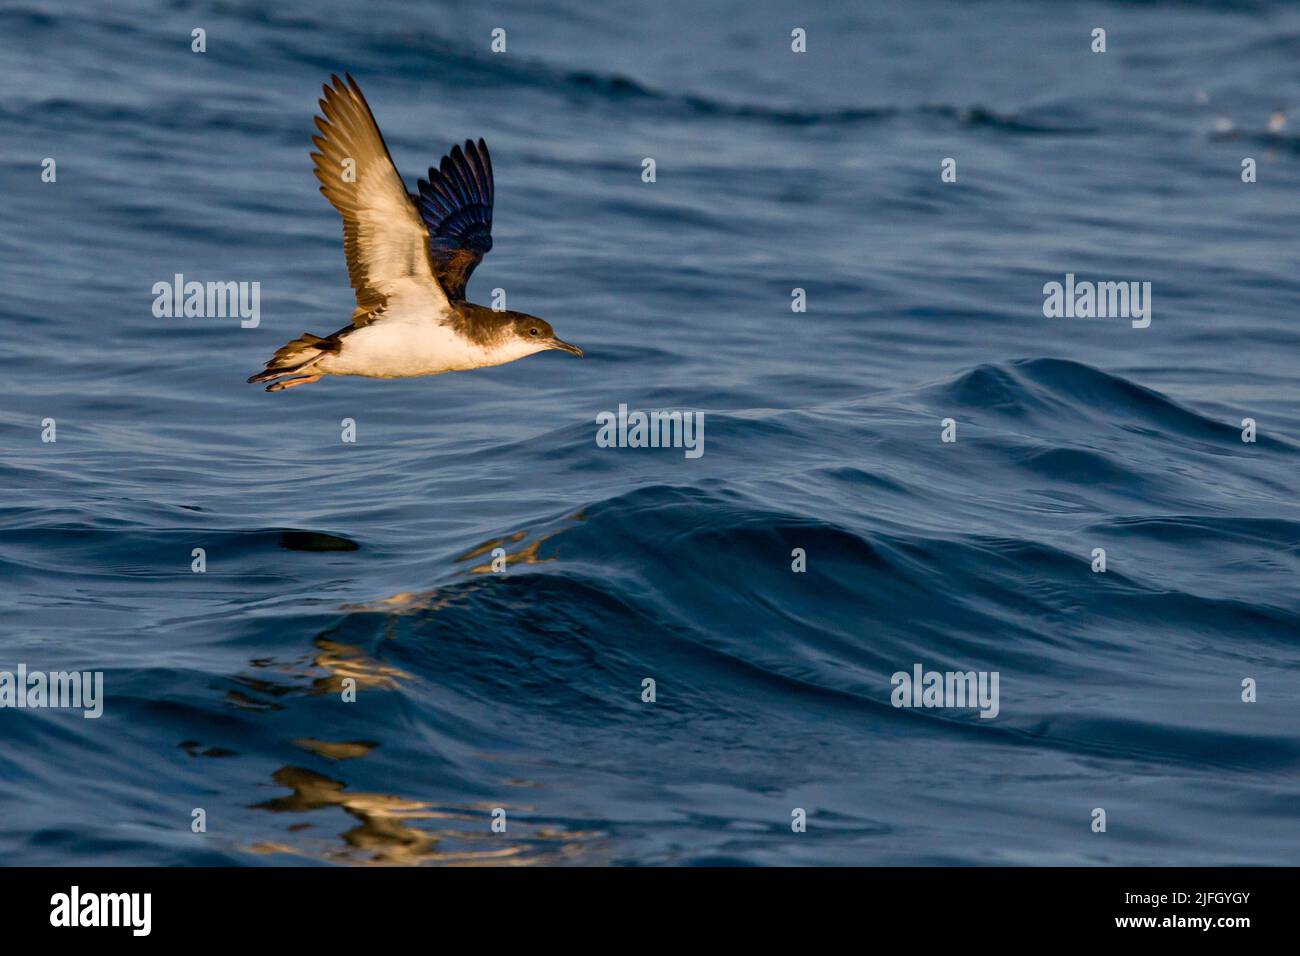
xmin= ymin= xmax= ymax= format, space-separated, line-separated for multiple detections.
xmin=248 ymin=73 xmax=583 ymax=392
xmin=449 ymin=303 xmax=584 ymax=356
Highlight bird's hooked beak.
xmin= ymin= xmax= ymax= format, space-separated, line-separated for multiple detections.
xmin=549 ymin=337 xmax=584 ymax=357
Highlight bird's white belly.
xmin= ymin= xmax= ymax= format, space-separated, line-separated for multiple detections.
xmin=322 ymin=321 xmax=491 ymax=377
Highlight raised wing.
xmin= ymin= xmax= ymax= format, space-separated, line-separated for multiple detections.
xmin=414 ymin=139 xmax=494 ymax=301
xmin=310 ymin=74 xmax=447 ymax=324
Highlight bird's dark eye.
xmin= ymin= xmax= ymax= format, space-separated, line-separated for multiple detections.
xmin=529 ymin=328 xmax=539 ymax=336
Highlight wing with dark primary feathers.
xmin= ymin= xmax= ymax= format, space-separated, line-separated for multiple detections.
xmin=310 ymin=73 xmax=448 ymax=325
xmin=414 ymin=138 xmax=494 ymax=300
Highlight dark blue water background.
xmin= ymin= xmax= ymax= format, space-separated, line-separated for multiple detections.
xmin=1 ymin=0 xmax=1298 ymax=864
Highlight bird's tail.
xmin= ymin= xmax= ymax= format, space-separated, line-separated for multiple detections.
xmin=247 ymin=332 xmax=335 ymax=389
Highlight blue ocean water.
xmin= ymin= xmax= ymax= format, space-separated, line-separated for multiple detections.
xmin=1 ymin=0 xmax=1298 ymax=865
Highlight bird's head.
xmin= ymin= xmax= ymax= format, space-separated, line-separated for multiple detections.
xmin=508 ymin=312 xmax=583 ymax=357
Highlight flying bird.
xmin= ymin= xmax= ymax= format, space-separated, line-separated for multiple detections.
xmin=250 ymin=74 xmax=582 ymax=392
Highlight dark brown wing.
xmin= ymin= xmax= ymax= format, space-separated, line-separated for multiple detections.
xmin=413 ymin=138 xmax=494 ymax=301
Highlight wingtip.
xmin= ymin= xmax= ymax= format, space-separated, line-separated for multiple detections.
xmin=323 ymin=72 xmax=360 ymax=101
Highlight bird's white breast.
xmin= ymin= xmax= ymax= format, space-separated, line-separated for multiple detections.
xmin=313 ymin=276 xmax=550 ymax=379
xmin=320 ymin=317 xmax=547 ymax=378
xmin=322 ymin=320 xmax=489 ymax=377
